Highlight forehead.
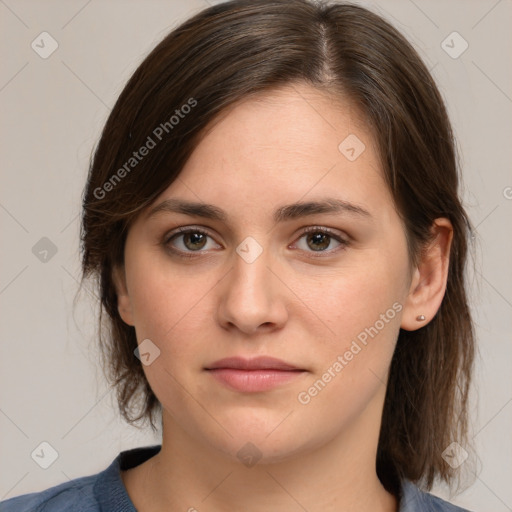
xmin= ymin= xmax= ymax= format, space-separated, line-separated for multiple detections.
xmin=150 ymin=83 xmax=391 ymax=223
xmin=195 ymin=83 xmax=371 ymax=162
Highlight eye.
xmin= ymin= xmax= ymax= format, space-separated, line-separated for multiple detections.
xmin=163 ymin=225 xmax=349 ymax=259
xmin=164 ymin=227 xmax=221 ymax=257
xmin=291 ymin=227 xmax=348 ymax=256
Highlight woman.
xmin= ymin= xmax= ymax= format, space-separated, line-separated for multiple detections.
xmin=1 ymin=0 xmax=476 ymax=510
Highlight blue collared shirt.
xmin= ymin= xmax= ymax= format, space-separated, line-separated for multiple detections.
xmin=0 ymin=445 xmax=473 ymax=511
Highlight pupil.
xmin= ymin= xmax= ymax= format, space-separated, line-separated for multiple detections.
xmin=185 ymin=233 xmax=206 ymax=250
xmin=308 ymin=232 xmax=329 ymax=251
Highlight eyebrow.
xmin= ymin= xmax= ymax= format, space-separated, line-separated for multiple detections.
xmin=147 ymin=197 xmax=372 ymax=224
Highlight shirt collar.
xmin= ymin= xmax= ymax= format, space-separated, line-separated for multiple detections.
xmin=94 ymin=445 xmax=432 ymax=511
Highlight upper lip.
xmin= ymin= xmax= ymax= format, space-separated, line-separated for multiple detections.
xmin=205 ymin=356 xmax=302 ymax=371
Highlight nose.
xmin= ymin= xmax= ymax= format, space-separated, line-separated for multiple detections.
xmin=217 ymin=244 xmax=288 ymax=335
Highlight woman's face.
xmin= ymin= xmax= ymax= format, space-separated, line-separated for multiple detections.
xmin=117 ymin=83 xmax=415 ymax=463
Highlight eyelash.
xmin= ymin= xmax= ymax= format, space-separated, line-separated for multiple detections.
xmin=163 ymin=225 xmax=349 ymax=259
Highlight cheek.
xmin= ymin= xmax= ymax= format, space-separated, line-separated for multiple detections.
xmin=295 ymin=251 xmax=407 ymax=343
xmin=292 ymin=271 xmax=403 ymax=431
xmin=124 ymin=256 xmax=215 ymax=411
xmin=124 ymin=247 xmax=219 ymax=375
xmin=125 ymin=245 xmax=201 ymax=334
xmin=290 ymin=244 xmax=408 ymax=396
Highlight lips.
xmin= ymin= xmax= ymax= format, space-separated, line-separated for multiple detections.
xmin=205 ymin=356 xmax=301 ymax=371
xmin=205 ymin=356 xmax=306 ymax=393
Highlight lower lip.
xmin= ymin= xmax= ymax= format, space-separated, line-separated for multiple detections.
xmin=206 ymin=369 xmax=305 ymax=392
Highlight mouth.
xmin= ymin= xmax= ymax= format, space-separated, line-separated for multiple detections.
xmin=205 ymin=356 xmax=302 ymax=371
xmin=204 ymin=356 xmax=306 ymax=393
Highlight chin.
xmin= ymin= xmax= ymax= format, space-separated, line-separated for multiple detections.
xmin=204 ymin=420 xmax=322 ymax=467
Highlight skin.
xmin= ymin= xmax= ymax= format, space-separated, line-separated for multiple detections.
xmin=114 ymin=82 xmax=452 ymax=512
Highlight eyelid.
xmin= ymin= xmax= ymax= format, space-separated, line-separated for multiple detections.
xmin=294 ymin=225 xmax=348 ymax=241
xmin=164 ymin=225 xmax=214 ymax=241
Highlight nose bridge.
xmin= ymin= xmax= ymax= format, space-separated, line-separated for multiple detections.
xmin=230 ymin=236 xmax=273 ymax=302
xmin=218 ymin=235 xmax=286 ymax=333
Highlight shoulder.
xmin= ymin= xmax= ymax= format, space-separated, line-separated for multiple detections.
xmin=400 ymin=479 xmax=474 ymax=512
xmin=0 ymin=474 xmax=99 ymax=512
xmin=0 ymin=445 xmax=161 ymax=512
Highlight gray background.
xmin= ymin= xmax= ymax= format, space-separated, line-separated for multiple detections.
xmin=1 ymin=0 xmax=511 ymax=510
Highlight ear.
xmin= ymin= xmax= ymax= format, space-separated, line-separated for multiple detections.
xmin=401 ymin=218 xmax=453 ymax=331
xmin=112 ymin=265 xmax=135 ymax=326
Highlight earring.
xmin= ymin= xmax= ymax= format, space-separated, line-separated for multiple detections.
xmin=416 ymin=315 xmax=426 ymax=321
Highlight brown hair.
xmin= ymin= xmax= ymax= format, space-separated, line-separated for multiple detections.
xmin=81 ymin=0 xmax=475 ymax=493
